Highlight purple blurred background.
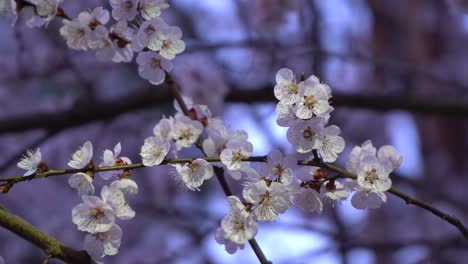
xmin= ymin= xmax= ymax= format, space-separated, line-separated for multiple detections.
xmin=1 ymin=0 xmax=468 ymax=263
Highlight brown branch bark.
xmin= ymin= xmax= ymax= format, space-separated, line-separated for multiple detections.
xmin=0 ymin=205 xmax=92 ymax=264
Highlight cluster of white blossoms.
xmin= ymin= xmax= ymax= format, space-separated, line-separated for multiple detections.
xmin=58 ymin=0 xmax=181 ymax=84
xmin=68 ymin=141 xmax=138 ymax=261
xmin=10 ymin=0 xmax=406 ymax=260
xmin=17 ymin=141 xmax=138 ymax=261
xmin=2 ymin=0 xmax=181 ymax=85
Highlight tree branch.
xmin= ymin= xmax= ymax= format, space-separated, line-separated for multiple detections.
xmin=2 ymin=156 xmax=467 ymax=241
xmin=0 ymin=204 xmax=92 ymax=264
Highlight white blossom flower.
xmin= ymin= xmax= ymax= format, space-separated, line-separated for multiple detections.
xmin=68 ymin=172 xmax=95 ymax=195
xmin=287 ymin=119 xmax=323 ymax=153
xmin=172 ymin=159 xmax=214 ymax=191
xmin=203 ymin=126 xmax=247 ymax=157
xmin=351 ymin=189 xmax=387 ymax=210
xmin=259 ymin=149 xmax=296 ymax=185
xmin=24 ymin=0 xmax=62 ymax=28
xmin=315 ymin=125 xmax=345 ymax=162
xmin=110 ymin=0 xmax=139 ymax=21
xmin=293 ymin=187 xmax=323 ymax=213
xmin=154 ymin=26 xmax=185 ymax=59
xmin=140 ymin=136 xmax=170 ymax=166
xmin=68 ymin=141 xmax=93 ymax=169
xmin=377 ymin=145 xmax=402 ymax=171
xmin=101 ymin=186 xmax=135 ymax=220
xmin=345 ymin=140 xmax=377 ymax=174
xmin=138 ymin=0 xmax=169 ymax=20
xmin=72 ymin=195 xmax=115 ymax=234
xmin=215 ymin=227 xmax=244 ymax=255
xmin=153 ymin=116 xmax=174 ymax=141
xmin=321 ymin=180 xmax=350 ymax=205
xmin=136 ymin=51 xmax=173 ymax=85
xmin=110 ymin=179 xmax=138 ymax=196
xmin=59 ymin=7 xmax=110 ymax=50
xmin=295 ymin=78 xmax=333 ymax=119
xmin=221 ymin=196 xmax=257 ymax=244
xmin=276 ymin=102 xmax=298 ymax=127
xmin=356 ymin=156 xmax=392 ymax=192
xmin=274 ymin=68 xmax=300 ymax=105
xmin=171 ymin=115 xmax=203 ymax=149
xmin=17 ymin=148 xmax=42 ymax=176
xmin=137 ymin=18 xmax=168 ymax=50
xmin=99 ymin=143 xmax=132 ymax=180
xmin=243 ymin=180 xmax=291 ymax=221
xmin=84 ymin=223 xmax=123 ymax=260
xmin=220 ymin=139 xmax=253 ymax=171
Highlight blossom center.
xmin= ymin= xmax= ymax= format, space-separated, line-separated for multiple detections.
xmin=150 ymin=58 xmax=161 ymax=68
xmin=144 ymin=25 xmax=156 ymax=36
xmin=302 ymin=127 xmax=315 ymax=139
xmin=364 ymin=168 xmax=377 ymax=184
xmin=232 ymin=151 xmax=243 ymax=161
xmin=304 ymin=95 xmax=316 ymax=108
xmin=162 ymin=39 xmax=171 ymax=49
xmin=89 ymin=208 xmax=104 ymax=219
xmin=286 ymin=83 xmax=298 ymax=94
xmin=189 ymin=162 xmax=200 ymax=173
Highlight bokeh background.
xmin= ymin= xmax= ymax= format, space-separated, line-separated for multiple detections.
xmin=1 ymin=0 xmax=468 ymax=263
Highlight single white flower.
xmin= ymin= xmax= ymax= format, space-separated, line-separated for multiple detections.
xmin=293 ymin=187 xmax=323 ymax=213
xmin=17 ymin=148 xmax=42 ymax=176
xmin=110 ymin=179 xmax=138 ymax=196
xmin=138 ymin=0 xmax=169 ymax=20
xmin=72 ymin=195 xmax=115 ymax=234
xmin=84 ymin=223 xmax=123 ymax=260
xmin=259 ymin=149 xmax=296 ymax=185
xmin=220 ymin=139 xmax=253 ymax=171
xmin=276 ymin=101 xmax=298 ymax=127
xmin=243 ymin=181 xmax=291 ymax=221
xmin=110 ymin=0 xmax=139 ymax=21
xmin=321 ymin=180 xmax=350 ymax=205
xmin=153 ymin=116 xmax=174 ymax=141
xmin=315 ymin=125 xmax=345 ymax=162
xmin=215 ymin=227 xmax=244 ymax=255
xmin=351 ymin=189 xmax=387 ymax=210
xmin=203 ymin=125 xmax=247 ymax=157
xmin=155 ymin=26 xmax=185 ymax=59
xmin=99 ymin=143 xmax=132 ymax=180
xmin=287 ymin=119 xmax=323 ymax=153
xmin=101 ymin=186 xmax=135 ymax=220
xmin=137 ymin=18 xmax=168 ymax=50
xmin=140 ymin=136 xmax=170 ymax=166
xmin=171 ymin=115 xmax=203 ymax=149
xmin=172 ymin=159 xmax=214 ymax=191
xmin=377 ymin=145 xmax=402 ymax=171
xmin=345 ymin=140 xmax=377 ymax=174
xmin=136 ymin=51 xmax=173 ymax=85
xmin=68 ymin=141 xmax=93 ymax=169
xmin=356 ymin=156 xmax=392 ymax=192
xmin=295 ymin=78 xmax=333 ymax=119
xmin=68 ymin=172 xmax=95 ymax=195
xmin=221 ymin=196 xmax=257 ymax=244
xmin=274 ymin=68 xmax=300 ymax=105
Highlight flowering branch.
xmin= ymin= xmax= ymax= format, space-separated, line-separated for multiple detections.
xmin=2 ymin=155 xmax=467 ymax=240
xmin=0 ymin=204 xmax=92 ymax=263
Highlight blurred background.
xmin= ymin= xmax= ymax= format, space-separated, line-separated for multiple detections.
xmin=1 ymin=0 xmax=468 ymax=263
